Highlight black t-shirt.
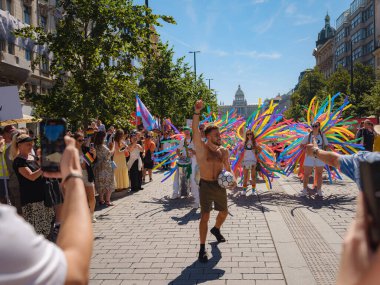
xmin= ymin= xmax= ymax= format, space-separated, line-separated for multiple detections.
xmin=358 ymin=129 xmax=375 ymax=151
xmin=13 ymin=156 xmax=45 ymax=206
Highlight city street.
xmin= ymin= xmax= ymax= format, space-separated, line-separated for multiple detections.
xmin=89 ymin=172 xmax=358 ymax=285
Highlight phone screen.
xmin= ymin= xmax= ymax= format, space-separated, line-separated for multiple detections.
xmin=90 ymin=143 xmax=94 ymax=148
xmin=360 ymin=160 xmax=380 ymax=250
xmin=40 ymin=119 xmax=67 ymax=172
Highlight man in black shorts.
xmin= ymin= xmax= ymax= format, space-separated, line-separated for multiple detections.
xmin=192 ymin=100 xmax=236 ymax=263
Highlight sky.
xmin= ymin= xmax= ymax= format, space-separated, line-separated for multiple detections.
xmin=136 ymin=0 xmax=353 ymax=105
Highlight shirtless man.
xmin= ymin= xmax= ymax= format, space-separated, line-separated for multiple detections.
xmin=192 ymin=100 xmax=236 ymax=263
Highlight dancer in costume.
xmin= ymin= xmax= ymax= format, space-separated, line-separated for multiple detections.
xmin=300 ymin=121 xmax=328 ymax=197
xmin=171 ymin=127 xmax=197 ymax=201
xmin=241 ymin=130 xmax=261 ymax=196
xmin=192 ymin=100 xmax=236 ymax=263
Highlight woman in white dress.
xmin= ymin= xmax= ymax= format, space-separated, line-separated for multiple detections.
xmin=300 ymin=122 xmax=329 ymax=197
xmin=241 ymin=130 xmax=260 ymax=196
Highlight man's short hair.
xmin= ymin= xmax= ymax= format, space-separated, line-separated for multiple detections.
xmin=204 ymin=125 xmax=219 ymax=137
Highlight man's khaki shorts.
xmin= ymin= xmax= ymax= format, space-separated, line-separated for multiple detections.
xmin=199 ymin=179 xmax=227 ymax=213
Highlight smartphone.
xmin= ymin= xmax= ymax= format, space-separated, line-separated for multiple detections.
xmin=40 ymin=118 xmax=67 ymax=172
xmin=90 ymin=143 xmax=94 ymax=148
xmin=360 ymin=160 xmax=380 ymax=250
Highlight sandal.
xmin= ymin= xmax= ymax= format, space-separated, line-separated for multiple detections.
xmin=105 ymin=202 xmax=114 ymax=206
xmin=99 ymin=200 xmax=106 ymax=205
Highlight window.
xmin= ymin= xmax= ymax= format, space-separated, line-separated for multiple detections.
xmin=25 ymin=49 xmax=32 ymax=61
xmin=352 ymin=47 xmax=362 ymax=60
xmin=352 ymin=29 xmax=365 ymax=43
xmin=7 ymin=42 xmax=14 ymax=54
xmin=6 ymin=0 xmax=12 ymax=14
xmin=335 ymin=43 xmax=347 ymax=57
xmin=41 ymin=57 xmax=49 ymax=72
xmin=23 ymin=5 xmax=31 ymax=24
xmin=40 ymin=16 xmax=47 ymax=31
xmin=366 ymin=23 xmax=374 ymax=37
xmin=363 ymin=41 xmax=374 ymax=55
xmin=362 ymin=5 xmax=374 ymax=22
xmin=351 ymin=13 xmax=362 ymax=30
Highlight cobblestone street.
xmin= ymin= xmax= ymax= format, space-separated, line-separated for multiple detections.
xmin=89 ymin=172 xmax=358 ymax=285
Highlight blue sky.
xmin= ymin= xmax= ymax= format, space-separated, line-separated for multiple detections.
xmin=137 ymin=0 xmax=352 ymax=105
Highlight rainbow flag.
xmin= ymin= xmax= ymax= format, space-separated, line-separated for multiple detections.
xmin=136 ymin=95 xmax=159 ymax=131
xmin=83 ymin=152 xmax=95 ymax=166
xmin=86 ymin=129 xmax=95 ymax=136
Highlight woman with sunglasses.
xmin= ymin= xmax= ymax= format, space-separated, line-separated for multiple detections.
xmin=74 ymin=132 xmax=97 ymax=222
xmin=300 ymin=122 xmax=329 ymax=197
xmin=10 ymin=134 xmax=54 ymax=237
xmin=241 ymin=130 xmax=260 ymax=196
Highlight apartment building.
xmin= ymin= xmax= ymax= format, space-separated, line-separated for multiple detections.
xmin=313 ymin=14 xmax=336 ymax=78
xmin=374 ymin=0 xmax=380 ymax=71
xmin=0 ymin=0 xmax=56 ymax=93
xmin=334 ymin=0 xmax=375 ymax=70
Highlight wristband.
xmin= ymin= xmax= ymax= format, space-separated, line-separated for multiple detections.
xmin=62 ymin=173 xmax=83 ymax=187
xmin=194 ymin=112 xmax=200 ymax=115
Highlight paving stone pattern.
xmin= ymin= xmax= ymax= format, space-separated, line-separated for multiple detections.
xmin=90 ymin=171 xmax=358 ymax=285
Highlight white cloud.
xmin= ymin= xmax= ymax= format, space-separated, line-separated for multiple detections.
xmin=295 ymin=36 xmax=311 ymax=43
xmin=285 ymin=3 xmax=297 ymax=15
xmin=255 ymin=16 xmax=276 ymax=34
xmin=252 ymin=0 xmax=268 ymax=4
xmin=235 ymin=51 xmax=282 ymax=60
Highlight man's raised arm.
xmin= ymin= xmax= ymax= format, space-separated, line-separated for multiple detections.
xmin=192 ymin=100 xmax=204 ymax=150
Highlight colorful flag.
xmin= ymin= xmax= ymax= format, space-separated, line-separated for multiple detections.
xmin=136 ymin=95 xmax=157 ymax=131
xmin=83 ymin=152 xmax=95 ymax=166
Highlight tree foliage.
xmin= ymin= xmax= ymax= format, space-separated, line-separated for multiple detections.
xmin=138 ymin=42 xmax=217 ymax=126
xmin=286 ymin=63 xmax=378 ymax=120
xmin=16 ymin=0 xmax=174 ymax=127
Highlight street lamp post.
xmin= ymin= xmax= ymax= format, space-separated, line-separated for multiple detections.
xmin=206 ymin=78 xmax=213 ymax=90
xmin=189 ymin=51 xmax=200 ymax=81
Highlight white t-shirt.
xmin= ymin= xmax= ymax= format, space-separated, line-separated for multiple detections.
xmin=0 ymin=205 xmax=67 ymax=285
xmin=178 ymin=138 xmax=194 ymax=158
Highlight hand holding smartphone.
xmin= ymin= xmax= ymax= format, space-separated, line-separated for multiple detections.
xmin=360 ymin=160 xmax=380 ymax=250
xmin=40 ymin=118 xmax=67 ymax=172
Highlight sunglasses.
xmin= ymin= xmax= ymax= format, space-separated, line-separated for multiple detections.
xmin=247 ymin=133 xmax=253 ymax=136
xmin=312 ymin=125 xmax=320 ymax=128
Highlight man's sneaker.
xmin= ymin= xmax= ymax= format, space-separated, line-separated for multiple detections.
xmin=299 ymin=189 xmax=307 ymax=197
xmin=241 ymin=190 xmax=246 ymax=196
xmin=210 ymin=227 xmax=226 ymax=243
xmin=198 ymin=250 xmax=209 ymax=263
xmin=251 ymin=188 xmax=256 ymax=194
xmin=316 ymin=189 xmax=323 ymax=197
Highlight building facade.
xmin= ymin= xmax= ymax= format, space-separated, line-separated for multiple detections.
xmin=0 ymin=0 xmax=56 ymax=94
xmin=334 ymin=0 xmax=375 ymax=71
xmin=218 ymin=85 xmax=258 ymax=118
xmin=373 ymin=0 xmax=380 ymax=72
xmin=313 ymin=14 xmax=336 ymax=78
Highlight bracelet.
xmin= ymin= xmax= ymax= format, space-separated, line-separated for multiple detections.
xmin=312 ymin=147 xmax=319 ymax=158
xmin=194 ymin=112 xmax=200 ymax=115
xmin=62 ymin=173 xmax=83 ymax=187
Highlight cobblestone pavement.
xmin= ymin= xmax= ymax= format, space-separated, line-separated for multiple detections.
xmin=89 ymin=171 xmax=358 ymax=285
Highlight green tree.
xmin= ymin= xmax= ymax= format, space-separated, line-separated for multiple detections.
xmin=16 ymin=0 xmax=174 ymax=127
xmin=350 ymin=62 xmax=376 ymax=117
xmin=365 ymin=77 xmax=380 ymax=119
xmin=138 ymin=42 xmax=217 ymax=126
xmin=327 ymin=66 xmax=350 ymax=96
xmin=285 ymin=68 xmax=327 ymax=120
